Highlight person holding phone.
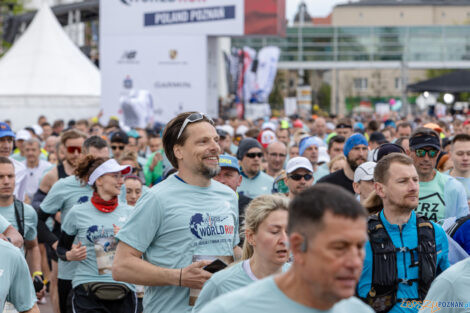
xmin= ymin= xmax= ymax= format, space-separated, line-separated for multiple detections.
xmin=56 ymin=156 xmax=136 ymax=313
xmin=193 ymin=194 xmax=290 ymax=312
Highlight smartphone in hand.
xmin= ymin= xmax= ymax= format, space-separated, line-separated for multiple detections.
xmin=203 ymin=259 xmax=228 ymax=273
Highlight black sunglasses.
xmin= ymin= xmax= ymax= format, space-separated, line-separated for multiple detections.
xmin=288 ymin=173 xmax=313 ymax=181
xmin=245 ymin=152 xmax=263 ymax=159
xmin=111 ymin=145 xmax=125 ymax=151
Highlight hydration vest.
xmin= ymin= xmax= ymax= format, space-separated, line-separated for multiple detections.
xmin=362 ymin=213 xmax=437 ymax=313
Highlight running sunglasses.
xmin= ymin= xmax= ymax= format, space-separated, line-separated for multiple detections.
xmin=177 ymin=113 xmax=214 ymax=139
xmin=66 ymin=146 xmax=81 ymax=154
xmin=288 ymin=173 xmax=313 ymax=181
xmin=414 ymin=149 xmax=438 ymax=158
xmin=111 ymin=145 xmax=125 ymax=151
xmin=245 ymin=152 xmax=264 ymax=159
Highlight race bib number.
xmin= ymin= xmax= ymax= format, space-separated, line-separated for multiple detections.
xmin=4 ymin=302 xmax=18 ymax=313
xmin=94 ymin=237 xmax=117 ymax=275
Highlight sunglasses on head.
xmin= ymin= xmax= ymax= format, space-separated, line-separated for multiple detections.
xmin=414 ymin=148 xmax=439 ymax=158
xmin=111 ymin=145 xmax=125 ymax=151
xmin=288 ymin=173 xmax=313 ymax=181
xmin=66 ymin=146 xmax=81 ymax=154
xmin=245 ymin=152 xmax=263 ymax=159
xmin=177 ymin=113 xmax=214 ymax=140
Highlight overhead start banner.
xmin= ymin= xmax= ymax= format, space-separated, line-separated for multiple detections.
xmin=100 ymin=0 xmax=285 ymax=124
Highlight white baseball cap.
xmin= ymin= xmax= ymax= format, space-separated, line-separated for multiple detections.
xmin=354 ymin=161 xmax=376 ymax=183
xmin=88 ymin=159 xmax=132 ymax=185
xmin=16 ymin=129 xmax=31 ymax=141
xmin=286 ymin=157 xmax=314 ymax=174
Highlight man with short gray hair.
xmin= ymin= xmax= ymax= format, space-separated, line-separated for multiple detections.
xmin=22 ymin=138 xmax=52 ymax=200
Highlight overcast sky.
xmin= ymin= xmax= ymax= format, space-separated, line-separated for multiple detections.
xmin=286 ymin=0 xmax=351 ymax=22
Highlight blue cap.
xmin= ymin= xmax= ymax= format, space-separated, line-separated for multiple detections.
xmin=299 ymin=136 xmax=324 ymax=156
xmin=219 ymin=155 xmax=240 ymax=173
xmin=344 ymin=133 xmax=368 ymax=157
xmin=0 ymin=122 xmax=15 ymax=138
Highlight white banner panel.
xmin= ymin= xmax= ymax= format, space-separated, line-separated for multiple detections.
xmin=101 ymin=0 xmax=244 ymax=36
xmin=101 ymin=35 xmax=208 ymax=123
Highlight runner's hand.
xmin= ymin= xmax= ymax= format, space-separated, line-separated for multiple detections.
xmin=180 ymin=260 xmax=213 ymax=289
xmin=113 ymin=224 xmax=120 ymax=235
xmin=66 ymin=242 xmax=87 ymax=261
xmin=150 ymin=153 xmax=162 ymax=171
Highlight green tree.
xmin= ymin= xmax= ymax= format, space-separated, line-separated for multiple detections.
xmin=1 ymin=0 xmax=25 ymax=55
xmin=317 ymin=82 xmax=331 ymax=112
xmin=269 ymin=71 xmax=286 ymax=111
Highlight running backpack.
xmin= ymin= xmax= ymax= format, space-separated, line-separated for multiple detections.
xmin=13 ymin=198 xmax=25 ymax=237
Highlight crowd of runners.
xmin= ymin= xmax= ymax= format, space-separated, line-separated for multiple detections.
xmin=1 ymin=111 xmax=470 ymax=313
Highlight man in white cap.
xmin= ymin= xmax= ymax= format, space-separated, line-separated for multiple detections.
xmin=284 ymin=157 xmax=314 ymax=200
xmin=10 ymin=129 xmax=31 ymax=162
xmin=353 ymin=162 xmax=376 ymax=204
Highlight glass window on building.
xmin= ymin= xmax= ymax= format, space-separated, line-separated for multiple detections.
xmin=354 ymin=78 xmax=368 ymax=91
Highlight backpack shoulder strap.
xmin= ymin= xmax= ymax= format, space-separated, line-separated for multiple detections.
xmin=14 ymin=198 xmax=25 ymax=237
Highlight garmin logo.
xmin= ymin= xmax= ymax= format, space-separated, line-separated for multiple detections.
xmin=154 ymin=81 xmax=191 ymax=89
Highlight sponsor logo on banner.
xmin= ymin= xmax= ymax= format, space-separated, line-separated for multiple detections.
xmin=118 ymin=50 xmax=139 ymax=64
xmin=157 ymin=49 xmax=188 ymax=66
xmin=120 ymin=0 xmax=207 ymax=6
xmin=169 ymin=49 xmax=178 ymax=60
xmin=189 ymin=213 xmax=234 ymax=240
xmin=154 ymin=81 xmax=191 ymax=89
xmin=123 ymin=75 xmax=133 ymax=89
xmin=144 ymin=6 xmax=235 ymax=27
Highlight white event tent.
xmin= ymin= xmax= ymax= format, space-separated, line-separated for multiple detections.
xmin=0 ymin=4 xmax=100 ymax=130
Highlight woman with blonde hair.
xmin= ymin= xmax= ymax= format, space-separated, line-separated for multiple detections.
xmin=193 ymin=194 xmax=290 ymax=313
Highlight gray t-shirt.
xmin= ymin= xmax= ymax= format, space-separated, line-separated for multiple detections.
xmin=200 ymin=276 xmax=374 ymax=313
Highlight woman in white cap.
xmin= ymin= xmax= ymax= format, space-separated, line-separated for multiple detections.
xmin=192 ymin=194 xmax=290 ymax=313
xmin=57 ymin=155 xmax=137 ymax=313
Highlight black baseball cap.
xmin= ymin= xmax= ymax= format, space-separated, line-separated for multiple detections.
xmin=409 ymin=134 xmax=440 ymax=150
xmin=375 ymin=143 xmax=406 ymax=162
xmin=369 ymin=132 xmax=387 ymax=144
xmin=110 ymin=130 xmax=129 ymax=144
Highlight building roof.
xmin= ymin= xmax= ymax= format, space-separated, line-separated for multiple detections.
xmin=312 ymin=14 xmax=332 ymax=25
xmin=337 ymin=0 xmax=470 ymax=7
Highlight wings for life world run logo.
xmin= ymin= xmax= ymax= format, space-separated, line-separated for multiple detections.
xmin=86 ymin=225 xmax=113 ymax=246
xmin=190 ymin=213 xmax=234 ymax=240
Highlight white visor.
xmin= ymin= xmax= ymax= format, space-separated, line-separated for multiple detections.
xmin=88 ymin=159 xmax=132 ymax=185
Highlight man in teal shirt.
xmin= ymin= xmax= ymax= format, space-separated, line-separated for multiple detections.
xmin=200 ymin=184 xmax=373 ymax=313
xmin=408 ymin=128 xmax=469 ymax=223
xmin=237 ymin=138 xmax=274 ymax=198
xmin=114 ymin=112 xmax=241 ymax=313
xmin=0 ymin=239 xmax=39 ymax=313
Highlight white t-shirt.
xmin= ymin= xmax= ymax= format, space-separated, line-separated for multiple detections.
xmin=9 ymin=158 xmax=27 ymax=202
xmin=22 ymin=160 xmax=52 ymax=200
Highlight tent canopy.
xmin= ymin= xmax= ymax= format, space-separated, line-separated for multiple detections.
xmin=0 ymin=4 xmax=100 ymax=129
xmin=407 ymin=70 xmax=470 ymax=93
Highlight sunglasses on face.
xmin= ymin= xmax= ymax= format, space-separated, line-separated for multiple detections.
xmin=177 ymin=113 xmax=214 ymax=140
xmin=245 ymin=152 xmax=263 ymax=159
xmin=269 ymin=153 xmax=286 ymax=158
xmin=414 ymin=149 xmax=438 ymax=158
xmin=66 ymin=146 xmax=81 ymax=154
xmin=111 ymin=145 xmax=125 ymax=151
xmin=288 ymin=173 xmax=313 ymax=181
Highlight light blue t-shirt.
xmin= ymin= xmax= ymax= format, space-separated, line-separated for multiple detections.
xmin=443 ymin=170 xmax=470 ymax=201
xmin=416 ymin=170 xmax=469 ymax=223
xmin=200 ymin=276 xmax=374 ymax=313
xmin=0 ymin=239 xmax=37 ymax=312
xmin=357 ymin=211 xmax=450 ymax=313
xmin=0 ymin=214 xmax=10 ymax=233
xmin=420 ymin=257 xmax=470 ymax=313
xmin=61 ymin=201 xmax=134 ymax=289
xmin=239 ymin=171 xmax=274 ymax=198
xmin=193 ymin=260 xmax=291 ymax=313
xmin=116 ymin=175 xmax=240 ymax=313
xmin=0 ymin=202 xmax=37 ymax=241
xmin=314 ymin=164 xmax=330 ymax=182
xmin=41 ymin=175 xmax=93 ymax=280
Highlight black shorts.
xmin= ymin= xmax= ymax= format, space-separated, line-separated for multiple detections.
xmin=72 ymin=284 xmax=137 ymax=313
xmin=58 ymin=278 xmax=73 ymax=313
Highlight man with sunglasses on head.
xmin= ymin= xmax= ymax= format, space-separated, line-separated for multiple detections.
xmin=113 ymin=112 xmax=241 ymax=313
xmin=237 ymin=138 xmax=274 ymax=199
xmin=408 ymin=128 xmax=469 ymax=223
xmin=36 ymin=136 xmax=110 ymax=313
xmin=284 ymin=157 xmax=314 ymax=200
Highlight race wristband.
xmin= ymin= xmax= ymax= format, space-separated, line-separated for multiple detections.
xmin=32 ymin=271 xmax=43 ymax=278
